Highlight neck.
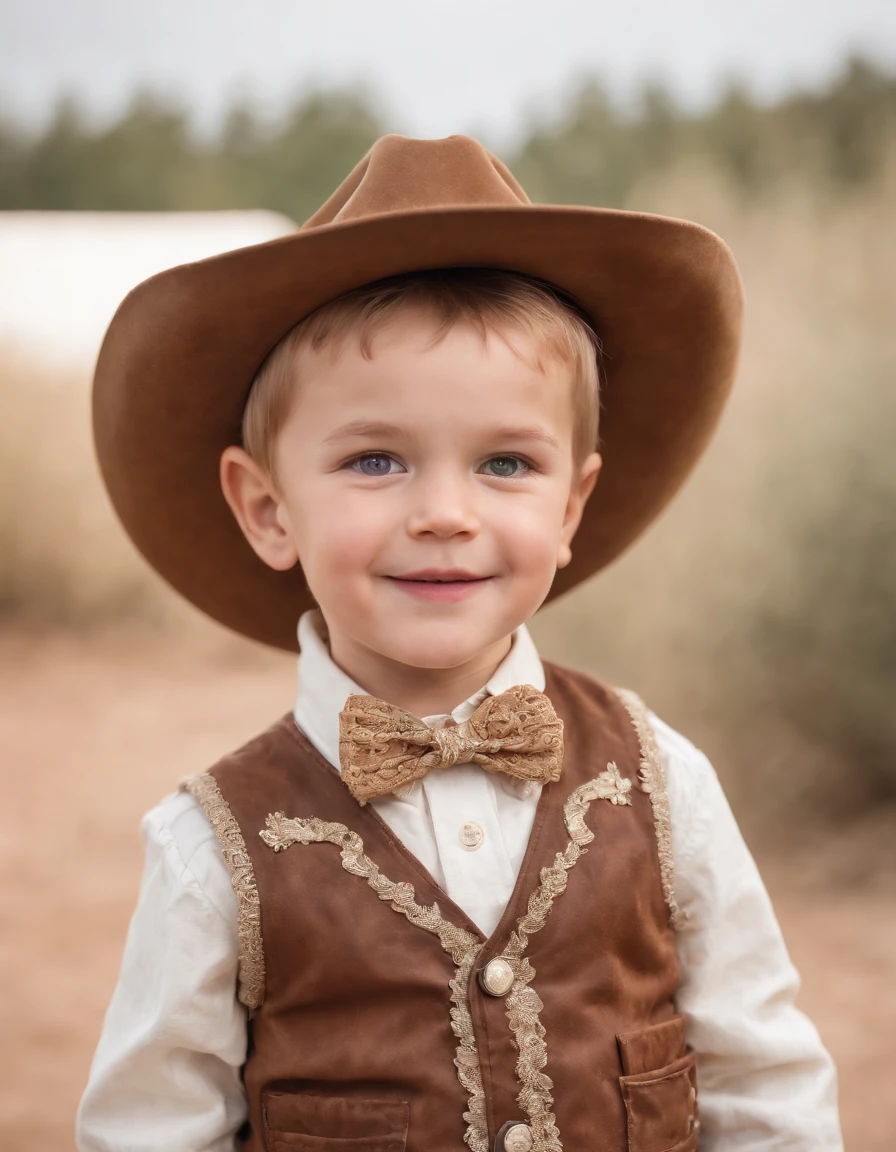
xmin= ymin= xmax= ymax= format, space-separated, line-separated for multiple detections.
xmin=326 ymin=629 xmax=514 ymax=718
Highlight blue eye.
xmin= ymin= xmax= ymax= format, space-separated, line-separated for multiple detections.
xmin=352 ymin=453 xmax=401 ymax=476
xmin=485 ymin=456 xmax=528 ymax=478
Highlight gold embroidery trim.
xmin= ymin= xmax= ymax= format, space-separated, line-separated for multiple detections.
xmin=497 ymin=775 xmax=621 ymax=1152
xmin=180 ymin=772 xmax=266 ymax=1010
xmin=260 ymin=814 xmax=488 ymax=1152
xmin=614 ymin=688 xmax=683 ymax=928
xmin=258 ymin=765 xmax=635 ymax=1152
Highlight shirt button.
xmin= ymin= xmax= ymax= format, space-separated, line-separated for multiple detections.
xmin=478 ymin=956 xmax=516 ymax=996
xmin=496 ymin=1122 xmax=533 ymax=1152
xmin=458 ymin=821 xmax=484 ymax=851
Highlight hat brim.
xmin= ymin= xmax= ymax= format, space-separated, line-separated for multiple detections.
xmin=93 ymin=204 xmax=743 ymax=651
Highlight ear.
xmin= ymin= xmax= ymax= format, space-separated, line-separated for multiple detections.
xmin=557 ymin=452 xmax=602 ymax=569
xmin=219 ymin=446 xmax=300 ymax=571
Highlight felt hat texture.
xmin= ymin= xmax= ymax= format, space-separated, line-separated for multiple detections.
xmin=93 ymin=133 xmax=744 ymax=651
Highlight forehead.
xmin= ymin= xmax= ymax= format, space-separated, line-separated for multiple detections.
xmin=293 ymin=310 xmax=576 ymax=430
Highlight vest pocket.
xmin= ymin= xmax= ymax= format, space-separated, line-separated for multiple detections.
xmin=616 ymin=1016 xmax=699 ymax=1152
xmin=262 ymin=1089 xmax=410 ymax=1152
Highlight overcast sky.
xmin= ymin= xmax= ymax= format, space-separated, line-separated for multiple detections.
xmin=3 ymin=0 xmax=896 ymax=147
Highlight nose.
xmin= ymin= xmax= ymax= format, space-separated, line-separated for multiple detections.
xmin=405 ymin=467 xmax=481 ymax=540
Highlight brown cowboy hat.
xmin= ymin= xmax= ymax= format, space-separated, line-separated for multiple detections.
xmin=93 ymin=133 xmax=743 ymax=651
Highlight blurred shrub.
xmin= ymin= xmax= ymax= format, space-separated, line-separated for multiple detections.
xmin=0 ymin=350 xmax=198 ymax=631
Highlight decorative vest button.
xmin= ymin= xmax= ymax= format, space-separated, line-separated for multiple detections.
xmin=496 ymin=1121 xmax=534 ymax=1152
xmin=459 ymin=820 xmax=485 ymax=850
xmin=478 ymin=957 xmax=515 ymax=996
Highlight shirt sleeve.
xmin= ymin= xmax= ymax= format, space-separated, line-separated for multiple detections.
xmin=651 ymin=713 xmax=844 ymax=1151
xmin=76 ymin=789 xmax=249 ymax=1152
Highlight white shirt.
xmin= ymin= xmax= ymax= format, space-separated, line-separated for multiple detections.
xmin=76 ymin=609 xmax=843 ymax=1151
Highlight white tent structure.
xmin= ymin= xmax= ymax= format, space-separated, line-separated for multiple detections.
xmin=0 ymin=210 xmax=297 ymax=370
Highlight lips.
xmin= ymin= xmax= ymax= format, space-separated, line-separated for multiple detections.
xmin=390 ymin=569 xmax=486 ymax=582
xmin=387 ymin=570 xmax=492 ymax=602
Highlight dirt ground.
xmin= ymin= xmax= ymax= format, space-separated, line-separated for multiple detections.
xmin=1 ymin=628 xmax=893 ymax=1150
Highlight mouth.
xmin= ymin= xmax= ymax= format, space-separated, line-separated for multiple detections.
xmin=386 ymin=570 xmax=493 ymax=602
xmin=391 ymin=569 xmax=488 ymax=583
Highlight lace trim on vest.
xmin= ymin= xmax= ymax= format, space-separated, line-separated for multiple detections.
xmin=495 ymin=771 xmax=627 ymax=1152
xmin=260 ymin=814 xmax=488 ymax=1152
xmin=180 ymin=772 xmax=266 ymax=1010
xmin=614 ymin=688 xmax=683 ymax=928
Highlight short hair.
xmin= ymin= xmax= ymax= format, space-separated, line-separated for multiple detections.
xmin=241 ymin=268 xmax=602 ymax=479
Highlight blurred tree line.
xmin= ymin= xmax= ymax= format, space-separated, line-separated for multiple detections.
xmin=1 ymin=56 xmax=894 ymax=217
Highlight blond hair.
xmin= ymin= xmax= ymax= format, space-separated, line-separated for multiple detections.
xmin=242 ymin=268 xmax=602 ymax=477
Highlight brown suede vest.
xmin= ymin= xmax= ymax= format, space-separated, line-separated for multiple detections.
xmin=185 ymin=661 xmax=699 ymax=1152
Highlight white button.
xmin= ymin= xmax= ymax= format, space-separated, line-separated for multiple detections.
xmin=479 ymin=957 xmax=516 ymax=996
xmin=459 ymin=821 xmax=485 ymax=851
xmin=501 ymin=1123 xmax=533 ymax=1152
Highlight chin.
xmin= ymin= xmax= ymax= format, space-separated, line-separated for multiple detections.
xmin=379 ymin=629 xmax=497 ymax=672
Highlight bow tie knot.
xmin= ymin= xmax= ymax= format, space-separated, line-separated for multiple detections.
xmin=338 ymin=683 xmax=564 ymax=805
xmin=430 ymin=720 xmax=477 ymax=768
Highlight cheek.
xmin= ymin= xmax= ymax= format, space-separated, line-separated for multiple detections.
xmin=492 ymin=496 xmax=565 ymax=566
xmin=291 ymin=488 xmax=392 ymax=581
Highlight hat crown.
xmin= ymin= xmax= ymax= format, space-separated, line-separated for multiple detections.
xmin=303 ymin=133 xmax=530 ymax=229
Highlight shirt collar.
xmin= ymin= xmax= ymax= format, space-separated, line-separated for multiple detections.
xmin=293 ymin=607 xmax=545 ymax=773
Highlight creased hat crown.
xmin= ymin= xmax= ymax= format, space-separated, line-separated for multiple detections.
xmin=303 ymin=134 xmax=531 ymax=229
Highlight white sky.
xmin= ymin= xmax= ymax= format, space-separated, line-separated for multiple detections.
xmin=2 ymin=0 xmax=896 ymax=148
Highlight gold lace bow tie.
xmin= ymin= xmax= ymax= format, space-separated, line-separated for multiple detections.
xmin=338 ymin=684 xmax=564 ymax=805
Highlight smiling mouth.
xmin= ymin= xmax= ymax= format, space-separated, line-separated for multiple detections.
xmin=386 ymin=572 xmax=493 ymax=599
xmin=389 ymin=570 xmax=489 ymax=583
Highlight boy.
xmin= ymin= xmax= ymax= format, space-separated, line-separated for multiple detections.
xmin=78 ymin=134 xmax=842 ymax=1150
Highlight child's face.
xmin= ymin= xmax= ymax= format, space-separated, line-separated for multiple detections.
xmin=222 ymin=309 xmax=601 ymax=674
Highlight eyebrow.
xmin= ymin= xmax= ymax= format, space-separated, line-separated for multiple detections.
xmin=321 ymin=420 xmax=562 ymax=451
xmin=321 ymin=420 xmax=409 ymax=445
xmin=491 ymin=424 xmax=562 ymax=450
